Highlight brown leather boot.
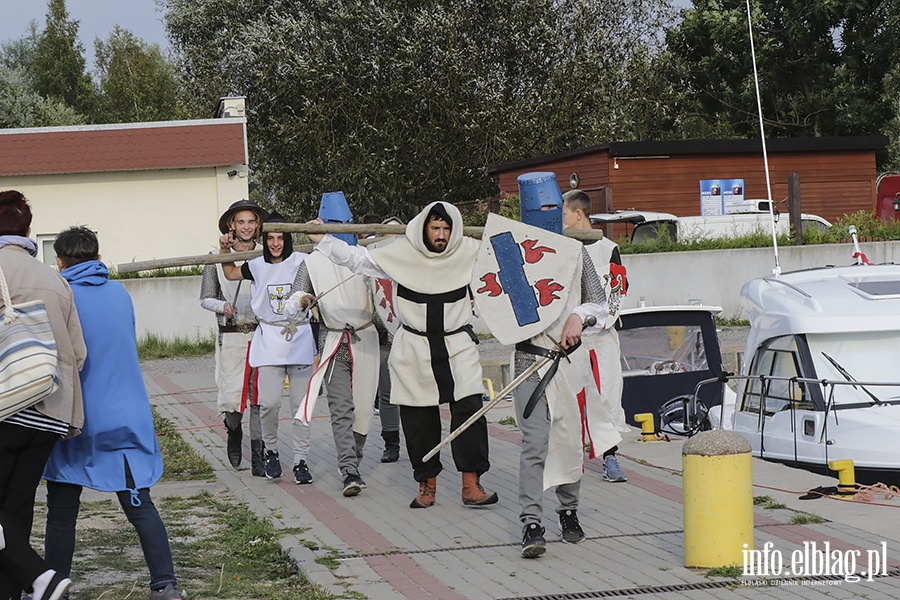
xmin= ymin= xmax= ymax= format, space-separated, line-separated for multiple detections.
xmin=409 ymin=477 xmax=437 ymax=508
xmin=461 ymin=472 xmax=498 ymax=506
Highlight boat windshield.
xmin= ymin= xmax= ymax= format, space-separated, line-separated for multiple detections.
xmin=807 ymin=332 xmax=900 ymax=405
xmin=619 ymin=324 xmax=708 ymax=376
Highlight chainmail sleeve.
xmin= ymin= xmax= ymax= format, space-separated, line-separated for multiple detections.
xmin=290 ymin=261 xmax=313 ymax=297
xmin=580 ymin=247 xmax=607 ymax=306
xmin=199 ymin=262 xmax=227 ymax=326
xmin=199 ymin=263 xmax=224 ymax=302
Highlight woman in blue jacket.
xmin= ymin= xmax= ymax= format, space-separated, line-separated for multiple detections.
xmin=42 ymin=227 xmax=181 ymax=600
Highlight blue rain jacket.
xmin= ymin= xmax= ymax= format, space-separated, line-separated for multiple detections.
xmin=43 ymin=260 xmax=163 ymax=497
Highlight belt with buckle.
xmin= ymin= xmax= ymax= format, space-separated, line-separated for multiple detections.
xmin=219 ymin=323 xmax=257 ymax=334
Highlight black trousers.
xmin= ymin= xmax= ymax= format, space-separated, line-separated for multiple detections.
xmin=0 ymin=422 xmax=59 ymax=599
xmin=400 ymin=394 xmax=490 ymax=482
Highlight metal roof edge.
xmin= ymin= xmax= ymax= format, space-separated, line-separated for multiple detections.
xmin=487 ymin=135 xmax=889 ymax=174
xmin=0 ymin=117 xmax=246 ymax=137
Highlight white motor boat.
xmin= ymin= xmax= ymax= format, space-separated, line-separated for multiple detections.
xmin=725 ymin=258 xmax=900 ymax=485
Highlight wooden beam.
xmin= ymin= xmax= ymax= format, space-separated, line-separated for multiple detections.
xmin=263 ymin=222 xmax=606 ymax=241
xmin=117 ymin=222 xmax=603 ymax=274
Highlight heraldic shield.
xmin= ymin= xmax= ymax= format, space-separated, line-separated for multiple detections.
xmin=472 ymin=213 xmax=582 ymax=346
xmin=371 ymin=275 xmax=400 ymax=336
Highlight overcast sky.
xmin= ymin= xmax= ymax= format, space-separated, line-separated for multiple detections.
xmin=1 ymin=0 xmax=169 ymax=72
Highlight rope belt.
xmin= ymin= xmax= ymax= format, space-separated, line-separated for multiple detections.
xmin=401 ymin=323 xmax=479 ymax=345
xmin=258 ymin=318 xmax=304 ymax=341
xmin=322 ymin=320 xmax=374 ymax=343
xmin=515 ymin=340 xmax=581 ymax=419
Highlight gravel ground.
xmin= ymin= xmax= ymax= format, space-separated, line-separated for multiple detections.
xmin=141 ymin=354 xmax=214 ymax=375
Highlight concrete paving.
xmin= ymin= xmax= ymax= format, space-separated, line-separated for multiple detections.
xmin=144 ymin=356 xmax=900 ymax=599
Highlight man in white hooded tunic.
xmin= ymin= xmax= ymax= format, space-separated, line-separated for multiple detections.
xmin=306 ymin=202 xmax=498 ymax=509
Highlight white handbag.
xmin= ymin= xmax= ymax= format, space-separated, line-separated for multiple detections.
xmin=0 ymin=263 xmax=60 ymax=421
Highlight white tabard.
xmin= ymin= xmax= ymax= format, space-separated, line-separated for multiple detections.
xmin=246 ymin=252 xmax=316 ymax=368
xmin=581 ymin=238 xmax=630 ymax=457
xmin=315 ymin=201 xmax=485 ymax=407
xmin=208 ymin=246 xmax=258 ymax=413
xmin=516 ymin=256 xmax=588 ymax=490
xmin=292 ymin=251 xmax=380 ymax=434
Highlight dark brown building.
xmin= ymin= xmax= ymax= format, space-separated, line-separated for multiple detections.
xmin=487 ymin=136 xmax=888 ymax=225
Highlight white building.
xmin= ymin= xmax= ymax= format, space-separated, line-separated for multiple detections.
xmin=0 ymin=97 xmax=250 ymax=269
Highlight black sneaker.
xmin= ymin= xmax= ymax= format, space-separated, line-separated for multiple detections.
xmin=521 ymin=523 xmax=546 ymax=558
xmin=342 ymin=473 xmax=364 ymax=497
xmin=264 ymin=450 xmax=282 ymax=479
xmin=559 ymin=509 xmax=585 ymax=543
xmin=293 ymin=460 xmax=313 ymax=484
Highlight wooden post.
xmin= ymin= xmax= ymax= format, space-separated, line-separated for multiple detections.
xmin=788 ymin=173 xmax=802 ymax=245
xmin=600 ymin=186 xmax=613 ymax=238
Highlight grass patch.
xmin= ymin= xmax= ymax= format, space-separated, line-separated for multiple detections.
xmin=153 ymin=407 xmax=215 ymax=481
xmin=31 ymin=491 xmax=333 ymax=599
xmin=706 ymin=563 xmax=743 ymax=578
xmin=752 ymin=495 xmax=787 ymax=510
xmin=789 ymin=512 xmax=827 ymax=525
xmin=138 ymin=332 xmax=215 ymax=362
xmin=714 ymin=315 xmax=751 ymax=327
xmin=498 ymin=416 xmax=517 ymax=426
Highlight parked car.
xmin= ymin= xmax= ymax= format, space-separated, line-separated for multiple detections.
xmin=591 ymin=201 xmax=831 ymax=243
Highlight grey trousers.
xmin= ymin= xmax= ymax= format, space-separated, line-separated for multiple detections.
xmin=324 ymin=358 xmax=366 ymax=478
xmin=377 ymin=346 xmax=400 ymax=433
xmin=257 ymin=364 xmax=312 ymax=465
xmin=514 ymin=380 xmax=581 ymax=526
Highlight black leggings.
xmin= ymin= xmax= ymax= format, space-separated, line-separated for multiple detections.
xmin=400 ymin=394 xmax=490 ymax=482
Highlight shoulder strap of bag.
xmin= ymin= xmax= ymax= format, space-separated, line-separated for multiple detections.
xmin=0 ymin=264 xmax=17 ymax=323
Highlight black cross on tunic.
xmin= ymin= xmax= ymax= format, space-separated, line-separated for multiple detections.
xmin=397 ymin=284 xmax=470 ymax=404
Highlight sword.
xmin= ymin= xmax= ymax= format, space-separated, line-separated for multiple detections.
xmin=302 ymin=274 xmax=356 ymax=312
xmin=422 ymin=316 xmax=597 ymax=462
xmin=284 ymin=274 xmax=357 ymax=329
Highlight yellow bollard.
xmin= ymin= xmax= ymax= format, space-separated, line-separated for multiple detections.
xmin=828 ymin=459 xmax=856 ymax=493
xmin=482 ymin=378 xmax=495 ymax=401
xmin=682 ymin=430 xmax=753 ymax=567
xmin=634 ymin=413 xmax=656 ymax=442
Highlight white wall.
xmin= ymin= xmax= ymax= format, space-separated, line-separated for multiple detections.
xmin=124 ymin=240 xmax=900 ymax=340
xmin=122 ymin=276 xmax=216 ymax=341
xmin=3 ymin=166 xmax=248 ymax=268
xmin=621 ymin=241 xmax=900 ymax=318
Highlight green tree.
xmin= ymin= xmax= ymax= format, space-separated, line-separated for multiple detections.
xmin=0 ymin=22 xmax=41 ymax=78
xmin=94 ymin=27 xmax=184 ymax=123
xmin=666 ymin=0 xmax=898 ymax=140
xmin=32 ymin=0 xmax=97 ymax=118
xmin=162 ymin=0 xmax=675 ymax=218
xmin=0 ymin=66 xmax=85 ymax=128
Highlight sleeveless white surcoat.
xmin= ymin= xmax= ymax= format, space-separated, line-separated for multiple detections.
xmin=295 ymin=251 xmax=380 ymax=433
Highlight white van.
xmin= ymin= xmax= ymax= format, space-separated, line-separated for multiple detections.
xmin=590 ymin=201 xmax=831 ymax=243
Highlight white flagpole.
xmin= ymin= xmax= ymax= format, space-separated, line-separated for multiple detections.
xmin=746 ymin=0 xmax=780 ymax=277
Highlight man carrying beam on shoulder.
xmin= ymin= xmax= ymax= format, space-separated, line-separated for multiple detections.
xmin=563 ymin=189 xmax=631 ymax=484
xmin=471 ymin=172 xmax=607 ymax=559
xmin=305 ymin=201 xmax=498 ymax=510
xmin=285 ymin=192 xmax=380 ymax=498
xmin=199 ymin=200 xmax=267 ymax=475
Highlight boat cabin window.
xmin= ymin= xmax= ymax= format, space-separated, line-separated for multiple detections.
xmin=619 ymin=324 xmax=708 ymax=376
xmin=741 ymin=336 xmax=811 ymax=415
xmin=807 ymin=331 xmax=900 ymax=406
